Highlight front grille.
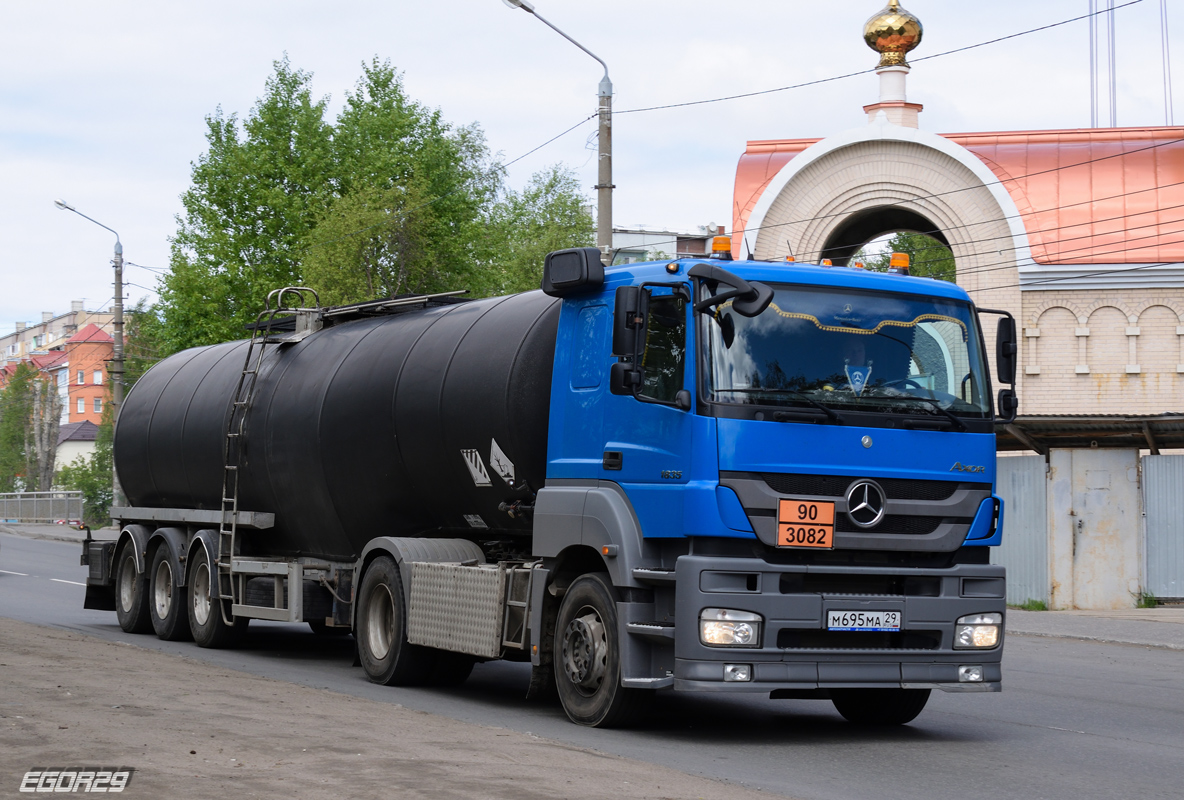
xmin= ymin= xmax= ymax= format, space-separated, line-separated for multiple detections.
xmin=761 ymin=473 xmax=988 ymax=502
xmin=835 ymin=515 xmax=956 ymax=535
xmin=776 ymin=629 xmax=942 ymax=650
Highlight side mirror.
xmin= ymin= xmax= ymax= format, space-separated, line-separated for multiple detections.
xmin=997 ymin=389 xmax=1018 ymax=423
xmin=674 ymin=389 xmax=692 ymax=411
xmin=542 ymin=247 xmax=605 ymax=297
xmin=686 ymin=263 xmax=773 ymax=318
xmin=996 ymin=316 xmax=1017 ymax=385
xmin=610 ymin=361 xmax=642 ymax=396
xmin=612 ymin=286 xmax=642 ymax=357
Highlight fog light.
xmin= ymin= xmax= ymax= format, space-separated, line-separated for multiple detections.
xmin=724 ymin=664 xmax=753 ymax=682
xmin=958 ymin=665 xmax=984 ymax=683
xmin=954 ymin=612 xmax=1002 ymax=649
xmin=699 ymin=608 xmax=762 ymax=647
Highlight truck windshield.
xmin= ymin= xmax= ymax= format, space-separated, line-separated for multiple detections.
xmin=704 ymin=284 xmax=991 ymax=418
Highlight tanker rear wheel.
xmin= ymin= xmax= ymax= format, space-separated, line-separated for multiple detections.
xmin=114 ymin=541 xmax=152 ymax=634
xmin=188 ymin=546 xmax=247 ymax=648
xmin=149 ymin=545 xmax=191 ymax=641
xmin=356 ymin=556 xmax=433 ymax=685
xmin=554 ymin=573 xmax=651 ymax=727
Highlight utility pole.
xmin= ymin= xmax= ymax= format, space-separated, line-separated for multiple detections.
xmin=502 ymin=0 xmax=613 ymax=264
xmin=596 ymin=73 xmax=613 ymax=265
xmin=54 ymin=199 xmax=127 ymax=508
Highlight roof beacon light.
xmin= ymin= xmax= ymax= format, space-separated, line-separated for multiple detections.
xmin=853 ymin=261 xmax=866 ymax=270
xmin=821 ymin=258 xmax=833 ymax=266
xmin=710 ymin=235 xmax=733 ymax=261
xmin=785 ymin=255 xmax=795 ymax=262
xmin=888 ymin=252 xmax=910 ymax=275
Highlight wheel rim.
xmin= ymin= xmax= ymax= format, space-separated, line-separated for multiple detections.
xmin=561 ymin=608 xmax=608 ymax=695
xmin=192 ymin=561 xmax=211 ymax=627
xmin=366 ymin=583 xmax=395 ymax=661
xmin=118 ymin=551 xmax=136 ymax=612
xmin=153 ymin=559 xmax=174 ymax=619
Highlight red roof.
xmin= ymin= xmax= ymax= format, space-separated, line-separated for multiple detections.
xmin=734 ymin=126 xmax=1184 ymax=265
xmin=31 ymin=351 xmax=68 ymax=371
xmin=66 ymin=323 xmax=113 ymax=344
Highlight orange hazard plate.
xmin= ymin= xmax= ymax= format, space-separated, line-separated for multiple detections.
xmin=777 ymin=499 xmax=835 ymax=548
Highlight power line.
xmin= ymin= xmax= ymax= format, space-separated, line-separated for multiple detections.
xmin=615 ymin=1 xmax=1144 ymax=115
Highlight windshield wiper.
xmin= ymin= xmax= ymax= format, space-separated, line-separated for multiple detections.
xmin=716 ymin=388 xmax=846 ymax=424
xmin=890 ymin=395 xmax=967 ymax=431
xmin=773 ymin=392 xmax=846 ymax=425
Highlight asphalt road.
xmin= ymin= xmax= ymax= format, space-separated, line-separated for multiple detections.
xmin=3 ymin=531 xmax=1182 ymax=800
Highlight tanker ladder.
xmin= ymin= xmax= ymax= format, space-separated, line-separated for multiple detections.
xmin=216 ymin=287 xmax=322 ymax=624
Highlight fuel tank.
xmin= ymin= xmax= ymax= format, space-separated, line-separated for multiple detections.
xmin=113 ymin=291 xmax=561 ymax=560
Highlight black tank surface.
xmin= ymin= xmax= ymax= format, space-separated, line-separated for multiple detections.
xmin=114 ymin=291 xmax=560 ymax=560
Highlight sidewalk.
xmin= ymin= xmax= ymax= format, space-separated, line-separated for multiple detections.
xmin=0 ymin=521 xmax=116 ymax=544
xmin=1007 ymin=607 xmax=1184 ymax=651
xmin=4 ymin=522 xmax=1182 ymax=651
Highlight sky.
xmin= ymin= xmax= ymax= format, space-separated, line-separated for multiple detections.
xmin=1 ymin=0 xmax=1180 ymax=333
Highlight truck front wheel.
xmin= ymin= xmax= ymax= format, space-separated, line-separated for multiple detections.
xmin=831 ymin=688 xmax=931 ymax=725
xmin=356 ymin=556 xmax=432 ymax=685
xmin=114 ymin=541 xmax=152 ymax=634
xmin=554 ymin=573 xmax=650 ymax=727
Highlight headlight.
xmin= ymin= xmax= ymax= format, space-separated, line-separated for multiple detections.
xmin=700 ymin=608 xmax=762 ymax=647
xmin=954 ymin=612 xmax=1002 ymax=649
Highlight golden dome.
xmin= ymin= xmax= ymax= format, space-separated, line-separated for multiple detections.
xmin=864 ymin=0 xmax=923 ymax=68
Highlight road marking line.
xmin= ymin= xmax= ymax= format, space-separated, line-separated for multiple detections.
xmin=50 ymin=578 xmax=87 ymax=587
xmin=0 ymin=569 xmax=29 ymax=576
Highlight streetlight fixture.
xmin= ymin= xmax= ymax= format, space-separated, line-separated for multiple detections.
xmin=502 ymin=0 xmax=613 ymax=264
xmin=54 ymin=198 xmax=126 ymax=507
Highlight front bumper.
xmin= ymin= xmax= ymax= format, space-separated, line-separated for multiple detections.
xmin=672 ymin=553 xmax=1005 ymax=693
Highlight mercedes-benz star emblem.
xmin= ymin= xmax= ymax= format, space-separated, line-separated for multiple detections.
xmin=845 ymin=480 xmax=886 ymax=528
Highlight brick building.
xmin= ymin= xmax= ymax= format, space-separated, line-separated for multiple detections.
xmin=64 ymin=324 xmax=113 ymax=426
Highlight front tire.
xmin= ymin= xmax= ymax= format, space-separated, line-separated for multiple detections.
xmin=553 ymin=573 xmax=650 ymax=727
xmin=831 ymin=688 xmax=931 ymax=725
xmin=355 ymin=556 xmax=433 ymax=685
xmin=187 ymin=545 xmax=246 ymax=648
xmin=114 ymin=541 xmax=152 ymax=634
xmin=149 ymin=546 xmax=191 ymax=641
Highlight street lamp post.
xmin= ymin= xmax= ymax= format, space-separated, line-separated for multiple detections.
xmin=54 ymin=199 xmax=126 ymax=507
xmin=502 ymin=0 xmax=613 ymax=264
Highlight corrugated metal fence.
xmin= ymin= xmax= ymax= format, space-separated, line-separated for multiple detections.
xmin=1143 ymin=455 xmax=1184 ymax=600
xmin=0 ymin=491 xmax=84 ymax=523
xmin=993 ymin=456 xmax=1049 ymax=606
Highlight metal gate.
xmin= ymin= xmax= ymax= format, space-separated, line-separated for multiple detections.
xmin=992 ymin=455 xmax=1049 ymax=606
xmin=1143 ymin=454 xmax=1184 ymax=600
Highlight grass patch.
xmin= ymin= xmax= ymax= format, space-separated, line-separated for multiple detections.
xmin=1009 ymin=599 xmax=1048 ymax=611
xmin=1136 ymin=592 xmax=1159 ymax=609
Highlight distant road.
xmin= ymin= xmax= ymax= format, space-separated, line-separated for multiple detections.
xmin=3 ymin=531 xmax=1183 ymax=800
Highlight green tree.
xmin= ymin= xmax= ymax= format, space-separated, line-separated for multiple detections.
xmin=479 ymin=165 xmax=594 ymax=296
xmin=160 ymin=55 xmax=334 ymax=351
xmin=123 ymin=299 xmax=168 ymax=391
xmin=56 ymin=408 xmax=113 ymax=527
xmin=0 ymin=363 xmax=35 ymax=492
xmin=853 ymin=231 xmax=956 ymax=282
xmin=160 ymin=56 xmax=593 ymax=344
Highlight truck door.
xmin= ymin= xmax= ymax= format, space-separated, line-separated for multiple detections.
xmin=603 ymin=287 xmax=693 ymax=538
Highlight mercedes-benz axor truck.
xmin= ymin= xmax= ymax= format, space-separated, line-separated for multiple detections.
xmin=82 ymin=245 xmax=1017 ymax=727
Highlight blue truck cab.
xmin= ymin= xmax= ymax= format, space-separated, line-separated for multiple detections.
xmin=533 ymin=247 xmax=1016 ymax=726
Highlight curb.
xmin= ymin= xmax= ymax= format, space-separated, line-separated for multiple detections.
xmin=1006 ymin=628 xmax=1184 ymax=651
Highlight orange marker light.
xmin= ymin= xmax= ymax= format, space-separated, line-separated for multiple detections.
xmin=785 ymin=255 xmax=795 ymax=262
xmin=890 ymin=252 xmax=910 ymax=269
xmin=821 ymin=259 xmax=833 ymax=266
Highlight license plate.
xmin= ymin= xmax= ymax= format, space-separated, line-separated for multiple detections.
xmin=827 ymin=610 xmax=902 ymax=632
xmin=777 ymin=499 xmax=835 ymax=548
